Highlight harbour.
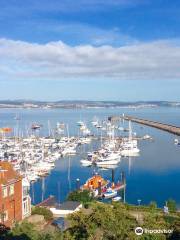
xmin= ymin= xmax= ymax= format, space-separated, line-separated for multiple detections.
xmin=0 ymin=106 xmax=180 ymax=208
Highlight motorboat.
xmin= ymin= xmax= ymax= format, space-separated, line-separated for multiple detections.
xmin=31 ymin=124 xmax=42 ymax=130
xmin=121 ymin=146 xmax=140 ymax=157
xmin=143 ymin=134 xmax=152 ymax=140
xmin=174 ymin=138 xmax=180 ymax=145
xmin=96 ymin=152 xmax=121 ymax=166
xmin=77 ymin=121 xmax=84 ymax=126
xmin=103 ymin=188 xmax=117 ymax=199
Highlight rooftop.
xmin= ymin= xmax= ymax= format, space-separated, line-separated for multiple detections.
xmin=0 ymin=162 xmax=21 ymax=185
xmin=36 ymin=196 xmax=57 ymax=208
xmin=56 ymin=201 xmax=81 ymax=211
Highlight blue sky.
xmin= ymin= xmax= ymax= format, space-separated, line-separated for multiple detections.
xmin=0 ymin=0 xmax=180 ymax=101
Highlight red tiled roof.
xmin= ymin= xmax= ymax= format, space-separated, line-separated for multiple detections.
xmin=0 ymin=162 xmax=21 ymax=185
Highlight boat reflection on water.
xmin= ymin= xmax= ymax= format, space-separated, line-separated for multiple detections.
xmin=98 ymin=164 xmax=118 ymax=171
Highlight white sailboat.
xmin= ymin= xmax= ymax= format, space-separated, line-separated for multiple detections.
xmin=121 ymin=121 xmax=140 ymax=157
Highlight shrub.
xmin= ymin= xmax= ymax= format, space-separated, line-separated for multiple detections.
xmin=67 ymin=190 xmax=93 ymax=204
xmin=31 ymin=206 xmax=53 ymax=221
xmin=149 ymin=201 xmax=157 ymax=210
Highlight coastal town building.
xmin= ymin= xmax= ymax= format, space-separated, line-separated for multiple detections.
xmin=22 ymin=177 xmax=31 ymax=219
xmin=50 ymin=201 xmax=82 ymax=217
xmin=0 ymin=162 xmax=31 ymax=227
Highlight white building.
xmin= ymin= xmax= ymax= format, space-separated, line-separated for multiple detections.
xmin=22 ymin=178 xmax=31 ymax=219
xmin=50 ymin=201 xmax=82 ymax=217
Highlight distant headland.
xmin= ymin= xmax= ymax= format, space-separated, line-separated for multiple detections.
xmin=0 ymin=100 xmax=180 ymax=109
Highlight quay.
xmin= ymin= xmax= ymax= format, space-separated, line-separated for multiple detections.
xmin=108 ymin=115 xmax=180 ymax=136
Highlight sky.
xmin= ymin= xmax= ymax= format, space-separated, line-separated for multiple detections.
xmin=0 ymin=0 xmax=180 ymax=101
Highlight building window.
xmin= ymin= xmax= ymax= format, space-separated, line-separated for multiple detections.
xmin=23 ymin=199 xmax=29 ymax=215
xmin=1 ymin=210 xmax=8 ymax=222
xmin=23 ymin=187 xmax=29 ymax=197
xmin=9 ymin=184 xmax=14 ymax=195
xmin=4 ymin=210 xmax=8 ymax=222
xmin=2 ymin=187 xmax=8 ymax=198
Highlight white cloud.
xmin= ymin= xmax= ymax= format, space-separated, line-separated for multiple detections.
xmin=43 ymin=22 xmax=135 ymax=46
xmin=0 ymin=38 xmax=180 ymax=81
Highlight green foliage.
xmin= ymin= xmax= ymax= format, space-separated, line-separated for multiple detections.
xmin=0 ymin=221 xmax=63 ymax=240
xmin=67 ymin=190 xmax=93 ymax=205
xmin=166 ymin=199 xmax=177 ymax=212
xmin=149 ymin=201 xmax=157 ymax=210
xmin=0 ymin=201 xmax=179 ymax=240
xmin=67 ymin=202 xmax=137 ymax=240
xmin=7 ymin=221 xmax=39 ymax=240
xmin=169 ymin=219 xmax=180 ymax=240
xmin=142 ymin=212 xmax=170 ymax=240
xmin=31 ymin=206 xmax=53 ymax=221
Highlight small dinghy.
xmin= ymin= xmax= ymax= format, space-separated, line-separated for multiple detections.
xmin=112 ymin=196 xmax=121 ymax=202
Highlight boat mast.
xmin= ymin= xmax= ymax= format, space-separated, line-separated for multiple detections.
xmin=129 ymin=120 xmax=132 ymax=142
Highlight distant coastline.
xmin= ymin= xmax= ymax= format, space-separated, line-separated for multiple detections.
xmin=0 ymin=100 xmax=180 ymax=109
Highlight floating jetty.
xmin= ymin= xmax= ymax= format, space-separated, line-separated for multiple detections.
xmin=108 ymin=115 xmax=180 ymax=136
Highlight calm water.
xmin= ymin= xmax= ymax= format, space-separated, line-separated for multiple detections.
xmin=0 ymin=107 xmax=180 ymax=208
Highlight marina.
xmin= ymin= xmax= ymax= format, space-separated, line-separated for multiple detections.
xmin=0 ymin=107 xmax=180 ymax=208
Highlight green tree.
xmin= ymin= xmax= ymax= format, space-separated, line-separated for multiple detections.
xmin=67 ymin=202 xmax=137 ymax=240
xmin=166 ymin=199 xmax=177 ymax=212
xmin=9 ymin=221 xmax=39 ymax=240
xmin=67 ymin=190 xmax=93 ymax=205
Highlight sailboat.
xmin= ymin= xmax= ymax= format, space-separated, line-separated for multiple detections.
xmin=121 ymin=121 xmax=140 ymax=157
xmin=91 ymin=117 xmax=99 ymax=127
xmin=77 ymin=118 xmax=84 ymax=126
xmin=14 ymin=114 xmax=20 ymax=120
